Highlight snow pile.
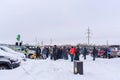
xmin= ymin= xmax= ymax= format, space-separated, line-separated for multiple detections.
xmin=0 ymin=56 xmax=120 ymax=80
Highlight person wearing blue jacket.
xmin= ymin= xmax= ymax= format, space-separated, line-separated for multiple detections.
xmin=42 ymin=47 xmax=47 ymax=59
xmin=107 ymin=48 xmax=111 ymax=59
xmin=83 ymin=47 xmax=88 ymax=60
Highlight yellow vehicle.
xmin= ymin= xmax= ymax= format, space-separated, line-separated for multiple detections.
xmin=27 ymin=50 xmax=36 ymax=59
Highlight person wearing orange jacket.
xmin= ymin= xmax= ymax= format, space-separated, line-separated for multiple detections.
xmin=69 ymin=46 xmax=76 ymax=62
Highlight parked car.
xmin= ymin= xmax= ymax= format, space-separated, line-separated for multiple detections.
xmin=97 ymin=48 xmax=105 ymax=57
xmin=0 ymin=56 xmax=20 ymax=70
xmin=27 ymin=50 xmax=36 ymax=59
xmin=0 ymin=46 xmax=26 ymax=61
xmin=110 ymin=47 xmax=120 ymax=57
xmin=0 ymin=50 xmax=21 ymax=70
xmin=109 ymin=45 xmax=120 ymax=57
xmin=117 ymin=50 xmax=120 ymax=57
xmin=25 ymin=46 xmax=37 ymax=59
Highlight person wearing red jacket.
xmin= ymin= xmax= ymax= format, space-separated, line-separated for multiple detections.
xmin=69 ymin=46 xmax=76 ymax=62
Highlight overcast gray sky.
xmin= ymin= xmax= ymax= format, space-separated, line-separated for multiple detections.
xmin=0 ymin=0 xmax=120 ymax=45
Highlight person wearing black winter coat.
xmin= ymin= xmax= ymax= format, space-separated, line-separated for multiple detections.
xmin=46 ymin=47 xmax=49 ymax=58
xmin=53 ymin=45 xmax=58 ymax=60
xmin=92 ymin=47 xmax=98 ymax=61
xmin=103 ymin=48 xmax=108 ymax=58
xmin=83 ymin=47 xmax=87 ymax=60
xmin=36 ymin=46 xmax=41 ymax=59
xmin=74 ymin=46 xmax=80 ymax=60
xmin=62 ymin=46 xmax=68 ymax=60
xmin=57 ymin=47 xmax=62 ymax=59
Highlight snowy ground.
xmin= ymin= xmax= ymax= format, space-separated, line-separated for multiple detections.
xmin=0 ymin=55 xmax=120 ymax=80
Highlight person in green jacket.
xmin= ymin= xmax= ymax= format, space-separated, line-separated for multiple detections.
xmin=24 ymin=48 xmax=28 ymax=58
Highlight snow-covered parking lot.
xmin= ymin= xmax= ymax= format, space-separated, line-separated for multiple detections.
xmin=0 ymin=56 xmax=120 ymax=80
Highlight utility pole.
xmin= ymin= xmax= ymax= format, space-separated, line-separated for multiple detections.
xmin=87 ymin=27 xmax=91 ymax=45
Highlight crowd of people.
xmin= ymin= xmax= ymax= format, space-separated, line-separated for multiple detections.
xmin=24 ymin=45 xmax=112 ymax=62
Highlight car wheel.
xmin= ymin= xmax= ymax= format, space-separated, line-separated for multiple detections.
xmin=0 ymin=65 xmax=9 ymax=70
xmin=28 ymin=54 xmax=32 ymax=58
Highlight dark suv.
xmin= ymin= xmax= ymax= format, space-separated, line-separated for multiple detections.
xmin=0 ymin=56 xmax=21 ymax=70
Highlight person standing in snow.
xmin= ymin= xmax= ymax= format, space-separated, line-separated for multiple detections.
xmin=53 ymin=45 xmax=58 ymax=61
xmin=57 ymin=47 xmax=62 ymax=59
xmin=92 ymin=47 xmax=98 ymax=61
xmin=36 ymin=46 xmax=41 ymax=59
xmin=103 ymin=48 xmax=108 ymax=58
xmin=69 ymin=46 xmax=76 ymax=62
xmin=24 ymin=48 xmax=28 ymax=58
xmin=74 ymin=46 xmax=80 ymax=60
xmin=62 ymin=46 xmax=68 ymax=60
xmin=107 ymin=48 xmax=111 ymax=59
xmin=83 ymin=47 xmax=88 ymax=60
xmin=49 ymin=46 xmax=53 ymax=60
xmin=46 ymin=47 xmax=49 ymax=58
xmin=42 ymin=47 xmax=47 ymax=59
